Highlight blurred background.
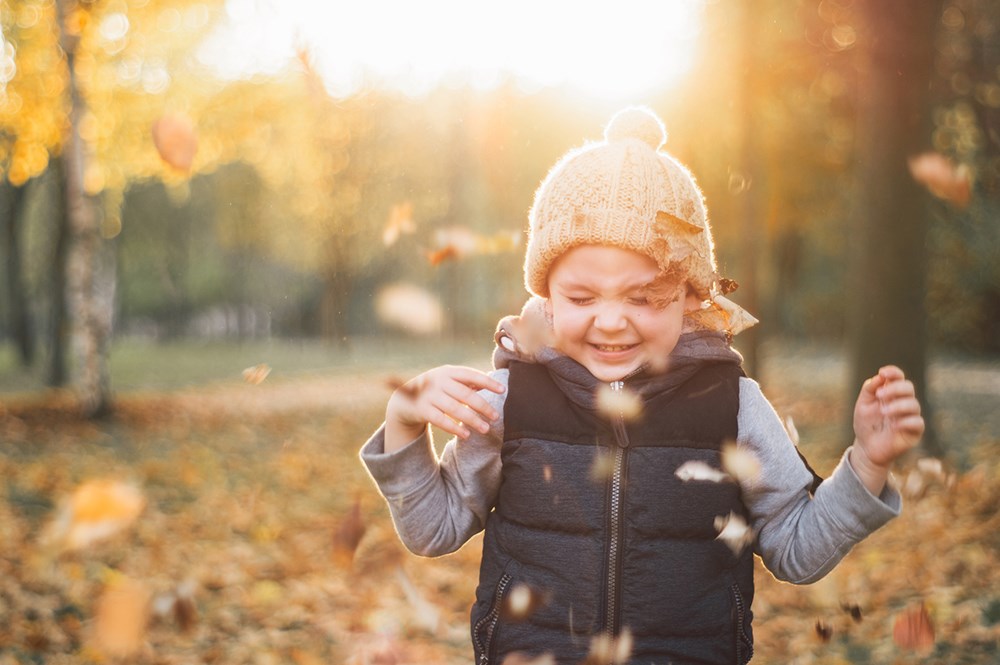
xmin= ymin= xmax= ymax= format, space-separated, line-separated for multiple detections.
xmin=0 ymin=0 xmax=997 ymax=411
xmin=1 ymin=2 xmax=1000 ymax=663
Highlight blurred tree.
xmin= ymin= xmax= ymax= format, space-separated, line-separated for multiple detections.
xmin=0 ymin=177 xmax=36 ymax=366
xmin=850 ymin=0 xmax=943 ymax=455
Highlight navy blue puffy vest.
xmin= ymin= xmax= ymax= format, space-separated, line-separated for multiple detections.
xmin=471 ymin=360 xmax=754 ymax=665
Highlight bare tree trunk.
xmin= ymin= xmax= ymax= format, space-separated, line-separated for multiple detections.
xmin=56 ymin=0 xmax=113 ymax=417
xmin=47 ymin=158 xmax=71 ymax=387
xmin=1 ymin=179 xmax=36 ymax=366
xmin=850 ymin=0 xmax=942 ymax=455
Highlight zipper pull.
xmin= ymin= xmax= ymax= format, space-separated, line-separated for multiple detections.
xmin=609 ymin=380 xmax=630 ymax=448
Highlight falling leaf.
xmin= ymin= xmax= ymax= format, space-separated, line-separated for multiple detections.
xmin=150 ymin=580 xmax=198 ymax=634
xmin=841 ymin=601 xmax=863 ymax=623
xmin=375 ymin=283 xmax=444 ymax=335
xmin=542 ymin=465 xmax=553 ymax=483
xmin=590 ymin=450 xmax=617 ymax=483
xmin=595 ymin=385 xmax=643 ymax=421
xmin=582 ymin=628 xmax=633 ymax=664
xmin=394 ymin=566 xmax=441 ymax=634
xmin=502 ymin=583 xmax=548 ymax=622
xmin=675 ymin=461 xmax=728 ymax=483
xmin=242 ymin=363 xmax=271 ymax=385
xmin=332 ymin=496 xmax=367 ymax=568
xmin=152 ymin=113 xmax=198 ymax=171
xmin=383 ymin=201 xmax=415 ymax=246
xmin=42 ymin=479 xmax=146 ymax=552
xmin=908 ymin=152 xmax=972 ymax=208
xmin=893 ymin=603 xmax=935 ymax=654
xmin=714 ymin=511 xmax=753 ymax=556
xmin=92 ymin=576 xmax=151 ymax=659
xmin=721 ymin=442 xmax=761 ymax=483
xmin=427 ymin=244 xmax=461 ymax=267
xmin=814 ymin=620 xmax=833 ymax=643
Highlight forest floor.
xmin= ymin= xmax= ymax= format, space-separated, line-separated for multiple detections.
xmin=0 ymin=337 xmax=998 ymax=664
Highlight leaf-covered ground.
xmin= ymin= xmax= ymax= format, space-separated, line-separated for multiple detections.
xmin=0 ymin=342 xmax=998 ymax=664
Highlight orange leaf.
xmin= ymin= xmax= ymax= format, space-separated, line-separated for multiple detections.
xmin=93 ymin=577 xmax=151 ymax=659
xmin=893 ymin=603 xmax=935 ymax=654
xmin=908 ymin=152 xmax=972 ymax=209
xmin=152 ymin=113 xmax=198 ymax=171
xmin=332 ymin=496 xmax=367 ymax=567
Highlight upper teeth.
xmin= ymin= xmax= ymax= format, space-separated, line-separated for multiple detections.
xmin=596 ymin=345 xmax=631 ymax=351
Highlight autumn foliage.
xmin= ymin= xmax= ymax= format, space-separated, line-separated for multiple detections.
xmin=1 ymin=353 xmax=999 ymax=664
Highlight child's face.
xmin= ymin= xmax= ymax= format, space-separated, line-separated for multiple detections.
xmin=546 ymin=245 xmax=699 ymax=382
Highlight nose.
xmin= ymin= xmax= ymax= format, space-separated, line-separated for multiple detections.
xmin=593 ymin=301 xmax=628 ymax=332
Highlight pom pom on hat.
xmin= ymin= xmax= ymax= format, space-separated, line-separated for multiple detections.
xmin=603 ymin=106 xmax=667 ymax=150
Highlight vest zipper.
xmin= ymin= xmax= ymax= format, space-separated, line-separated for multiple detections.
xmin=604 ymin=380 xmax=631 ymax=637
xmin=474 ymin=572 xmax=513 ymax=665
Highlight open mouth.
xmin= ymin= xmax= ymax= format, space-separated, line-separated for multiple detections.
xmin=591 ymin=344 xmax=638 ymax=353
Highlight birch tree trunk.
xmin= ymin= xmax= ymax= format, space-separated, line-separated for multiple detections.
xmin=56 ymin=0 xmax=114 ymax=417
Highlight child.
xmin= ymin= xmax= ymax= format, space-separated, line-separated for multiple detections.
xmin=360 ymin=107 xmax=924 ymax=665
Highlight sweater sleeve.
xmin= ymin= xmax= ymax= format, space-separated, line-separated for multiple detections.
xmin=359 ymin=369 xmax=509 ymax=557
xmin=737 ymin=377 xmax=901 ymax=584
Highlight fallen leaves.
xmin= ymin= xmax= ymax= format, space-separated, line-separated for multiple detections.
xmin=332 ymin=495 xmax=368 ymax=568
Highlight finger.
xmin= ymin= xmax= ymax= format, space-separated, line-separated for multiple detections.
xmin=891 ymin=414 xmax=926 ymax=438
xmin=443 ymin=382 xmax=500 ymax=421
xmin=877 ymin=380 xmax=916 ymax=402
xmin=880 ymin=393 xmax=921 ymax=417
xmin=432 ymin=393 xmax=493 ymax=435
xmin=425 ymin=409 xmax=473 ymax=440
xmin=860 ymin=373 xmax=885 ymax=400
xmin=443 ymin=366 xmax=506 ymax=394
xmin=878 ymin=365 xmax=905 ymax=383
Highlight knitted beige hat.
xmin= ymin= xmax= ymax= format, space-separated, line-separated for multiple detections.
xmin=524 ymin=106 xmax=757 ymax=336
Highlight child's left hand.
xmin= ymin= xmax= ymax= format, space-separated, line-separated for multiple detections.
xmin=851 ymin=365 xmax=925 ymax=494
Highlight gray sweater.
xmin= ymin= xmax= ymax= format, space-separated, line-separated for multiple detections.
xmin=361 ymin=357 xmax=901 ymax=585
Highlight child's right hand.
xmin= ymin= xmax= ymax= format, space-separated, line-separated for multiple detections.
xmin=384 ymin=365 xmax=506 ymax=454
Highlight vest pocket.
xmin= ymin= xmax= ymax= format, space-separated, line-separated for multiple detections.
xmin=474 ymin=572 xmax=513 ymax=665
xmin=729 ymin=583 xmax=754 ymax=665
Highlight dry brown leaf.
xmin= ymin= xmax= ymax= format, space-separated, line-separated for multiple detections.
xmin=714 ymin=511 xmax=753 ymax=556
xmin=242 ymin=363 xmax=271 ymax=385
xmin=721 ymin=442 xmax=761 ymax=483
xmin=581 ymin=628 xmax=633 ymax=664
xmin=332 ymin=496 xmax=367 ymax=568
xmin=675 ymin=461 xmax=728 ymax=483
xmin=814 ymin=619 xmax=833 ymax=643
xmin=893 ymin=602 xmax=935 ymax=654
xmin=501 ymin=583 xmax=548 ymax=623
xmin=383 ymin=201 xmax=415 ymax=246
